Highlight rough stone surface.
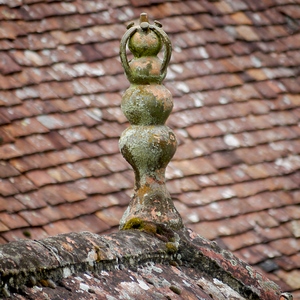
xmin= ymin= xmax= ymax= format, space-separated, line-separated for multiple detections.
xmin=0 ymin=228 xmax=282 ymax=299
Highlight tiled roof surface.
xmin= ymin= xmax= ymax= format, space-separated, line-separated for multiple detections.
xmin=0 ymin=0 xmax=299 ymax=297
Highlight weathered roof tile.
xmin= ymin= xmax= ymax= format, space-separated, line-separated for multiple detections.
xmin=0 ymin=221 xmax=10 ymax=233
xmin=0 ymin=196 xmax=25 ymax=213
xmin=25 ymin=169 xmax=56 ymax=187
xmin=0 ymin=179 xmax=19 ymax=196
xmin=95 ymin=206 xmax=125 ymax=227
xmin=0 ymin=212 xmax=28 ymax=229
xmin=9 ymin=175 xmax=37 ymax=193
xmin=0 ymin=160 xmax=19 ymax=178
xmin=15 ymin=191 xmax=48 ymax=210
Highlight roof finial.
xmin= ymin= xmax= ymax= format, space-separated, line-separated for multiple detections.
xmin=119 ymin=13 xmax=183 ymax=230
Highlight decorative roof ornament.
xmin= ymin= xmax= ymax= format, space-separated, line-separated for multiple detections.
xmin=119 ymin=13 xmax=183 ymax=230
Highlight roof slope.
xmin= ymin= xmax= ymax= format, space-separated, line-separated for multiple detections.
xmin=0 ymin=0 xmax=299 ymax=297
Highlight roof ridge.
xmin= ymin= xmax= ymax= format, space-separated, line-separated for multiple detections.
xmin=0 ymin=227 xmax=282 ymax=299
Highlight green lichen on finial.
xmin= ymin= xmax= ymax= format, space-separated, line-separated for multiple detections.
xmin=119 ymin=13 xmax=183 ymax=231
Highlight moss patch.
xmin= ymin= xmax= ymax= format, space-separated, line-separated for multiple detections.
xmin=122 ymin=218 xmax=176 ymax=242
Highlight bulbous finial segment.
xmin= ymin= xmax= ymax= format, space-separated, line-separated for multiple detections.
xmin=120 ymin=13 xmax=172 ymax=84
xmin=119 ymin=14 xmax=183 ymax=231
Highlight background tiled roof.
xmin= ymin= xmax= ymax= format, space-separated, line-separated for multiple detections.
xmin=0 ymin=0 xmax=299 ymax=297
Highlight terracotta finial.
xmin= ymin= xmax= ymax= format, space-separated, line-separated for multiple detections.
xmin=119 ymin=13 xmax=183 ymax=230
